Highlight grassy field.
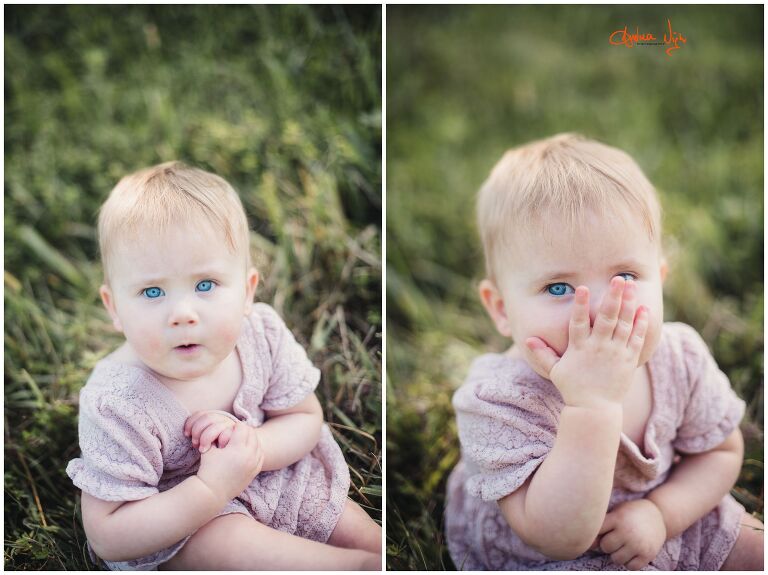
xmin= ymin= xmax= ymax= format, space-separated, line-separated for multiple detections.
xmin=386 ymin=5 xmax=763 ymax=570
xmin=4 ymin=5 xmax=381 ymax=569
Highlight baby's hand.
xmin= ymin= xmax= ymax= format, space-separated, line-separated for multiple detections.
xmin=590 ymin=498 xmax=667 ymax=570
xmin=526 ymin=277 xmax=649 ymax=409
xmin=184 ymin=410 xmax=237 ymax=453
xmin=196 ymin=421 xmax=264 ymax=503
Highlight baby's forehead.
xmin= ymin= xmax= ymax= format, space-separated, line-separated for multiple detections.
xmin=499 ymin=208 xmax=660 ymax=269
xmin=115 ymin=219 xmax=230 ymax=249
xmin=107 ymin=222 xmax=241 ymax=275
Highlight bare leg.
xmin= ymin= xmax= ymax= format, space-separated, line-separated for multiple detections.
xmin=159 ymin=513 xmax=379 ymax=570
xmin=720 ymin=513 xmax=764 ymax=571
xmin=327 ymin=499 xmax=382 ymax=554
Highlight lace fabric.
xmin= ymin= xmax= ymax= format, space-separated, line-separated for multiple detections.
xmin=67 ymin=303 xmax=350 ymax=570
xmin=445 ymin=322 xmax=746 ymax=570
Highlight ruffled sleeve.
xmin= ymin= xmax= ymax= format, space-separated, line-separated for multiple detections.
xmin=453 ymin=356 xmax=562 ymax=502
xmin=254 ymin=304 xmax=320 ymax=411
xmin=66 ymin=371 xmax=163 ymax=501
xmin=670 ymin=323 xmax=746 ymax=454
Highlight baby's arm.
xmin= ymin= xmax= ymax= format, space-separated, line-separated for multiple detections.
xmin=82 ymin=422 xmax=263 ymax=562
xmin=185 ymin=394 xmax=324 ymax=471
xmin=499 ymin=404 xmax=623 ymax=559
xmin=82 ymin=476 xmax=225 ymax=562
xmin=499 ymin=278 xmax=648 ymax=560
xmin=647 ymin=427 xmax=743 ymax=539
xmin=258 ymin=393 xmax=324 ymax=471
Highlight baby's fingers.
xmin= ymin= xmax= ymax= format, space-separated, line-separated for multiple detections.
xmin=525 ymin=337 xmax=560 ymax=378
xmin=198 ymin=422 xmax=234 ymax=453
xmin=612 ymin=280 xmax=637 ymax=344
xmin=568 ymin=286 xmax=590 ymax=347
xmin=593 ymin=277 xmax=625 ymax=340
xmin=627 ymin=306 xmax=649 ymax=357
xmin=189 ymin=414 xmax=218 ymax=444
xmin=217 ymin=426 xmax=234 ymax=448
xmin=184 ymin=411 xmax=207 ymax=437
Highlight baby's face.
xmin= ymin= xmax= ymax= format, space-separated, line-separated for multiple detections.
xmin=100 ymin=222 xmax=258 ymax=383
xmin=485 ymin=209 xmax=666 ymax=372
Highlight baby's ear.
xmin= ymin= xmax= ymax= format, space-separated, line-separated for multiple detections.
xmin=243 ymin=268 xmax=260 ymax=315
xmin=99 ymin=284 xmax=123 ymax=332
xmin=660 ymin=258 xmax=669 ymax=283
xmin=478 ymin=279 xmax=513 ymax=337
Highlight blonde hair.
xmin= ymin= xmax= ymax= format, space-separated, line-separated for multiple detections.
xmin=477 ymin=133 xmax=662 ymax=282
xmin=98 ymin=161 xmax=251 ymax=282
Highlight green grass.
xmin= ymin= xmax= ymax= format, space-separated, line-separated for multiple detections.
xmin=386 ymin=5 xmax=763 ymax=570
xmin=4 ymin=5 xmax=381 ymax=569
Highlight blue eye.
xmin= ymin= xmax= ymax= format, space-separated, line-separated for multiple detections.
xmin=142 ymin=287 xmax=165 ymax=299
xmin=617 ymin=272 xmax=636 ymax=281
xmin=546 ymin=283 xmax=575 ymax=297
xmin=196 ymin=280 xmax=214 ymax=292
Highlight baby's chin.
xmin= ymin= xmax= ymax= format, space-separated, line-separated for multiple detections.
xmin=140 ymin=358 xmax=212 ymax=384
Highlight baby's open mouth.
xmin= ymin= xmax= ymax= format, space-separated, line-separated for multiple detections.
xmin=174 ymin=344 xmax=200 ymax=353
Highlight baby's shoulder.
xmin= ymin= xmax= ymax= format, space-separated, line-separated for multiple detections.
xmin=453 ymin=353 xmax=562 ymax=416
xmin=78 ymin=359 xmax=162 ymax=417
xmin=244 ymin=303 xmax=293 ymax=341
xmin=656 ymin=321 xmax=716 ymax=374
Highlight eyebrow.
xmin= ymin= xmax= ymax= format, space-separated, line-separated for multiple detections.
xmin=128 ymin=268 xmax=228 ymax=289
xmin=532 ymin=259 xmax=647 ymax=285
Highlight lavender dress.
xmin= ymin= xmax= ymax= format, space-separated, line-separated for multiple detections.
xmin=445 ymin=322 xmax=747 ymax=570
xmin=67 ymin=303 xmax=350 ymax=570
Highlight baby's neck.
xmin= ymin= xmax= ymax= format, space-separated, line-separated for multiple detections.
xmin=106 ymin=341 xmax=243 ymax=416
xmin=109 ymin=342 xmax=237 ymax=390
xmin=158 ymin=350 xmax=240 ymax=394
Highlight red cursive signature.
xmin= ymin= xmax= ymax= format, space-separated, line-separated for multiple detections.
xmin=662 ymin=18 xmax=686 ymax=55
xmin=609 ymin=18 xmax=686 ymax=56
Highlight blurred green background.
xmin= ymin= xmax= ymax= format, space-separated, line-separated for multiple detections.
xmin=5 ymin=5 xmax=381 ymax=569
xmin=386 ymin=5 xmax=762 ymax=570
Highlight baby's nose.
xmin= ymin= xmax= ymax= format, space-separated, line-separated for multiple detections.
xmin=169 ymin=300 xmax=199 ymax=326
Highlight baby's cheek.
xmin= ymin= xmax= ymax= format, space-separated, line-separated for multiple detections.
xmin=526 ymin=313 xmax=570 ymax=357
xmin=638 ymin=309 xmax=663 ymax=364
xmin=213 ymin=317 xmax=242 ymax=350
xmin=550 ymin=331 xmax=570 ymax=357
xmin=125 ymin=322 xmax=165 ymax=362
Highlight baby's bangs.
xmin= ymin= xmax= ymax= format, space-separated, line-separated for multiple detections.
xmin=130 ymin=182 xmax=234 ymax=247
xmin=521 ymin=158 xmax=656 ymax=241
xmin=481 ymin=138 xmax=661 ymax=281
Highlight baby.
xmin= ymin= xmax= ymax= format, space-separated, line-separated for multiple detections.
xmin=444 ymin=134 xmax=763 ymax=570
xmin=66 ymin=162 xmax=381 ymax=570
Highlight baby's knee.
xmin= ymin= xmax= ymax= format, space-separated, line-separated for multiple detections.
xmin=720 ymin=514 xmax=764 ymax=571
xmin=328 ymin=499 xmax=382 ymax=553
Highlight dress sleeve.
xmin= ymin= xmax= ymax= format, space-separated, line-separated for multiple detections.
xmin=671 ymin=324 xmax=746 ymax=454
xmin=66 ymin=383 xmax=163 ymax=501
xmin=454 ymin=363 xmax=561 ymax=502
xmin=256 ymin=304 xmax=321 ymax=411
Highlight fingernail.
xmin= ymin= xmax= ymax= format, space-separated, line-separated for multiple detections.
xmin=200 ymin=446 xmax=207 ymax=453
